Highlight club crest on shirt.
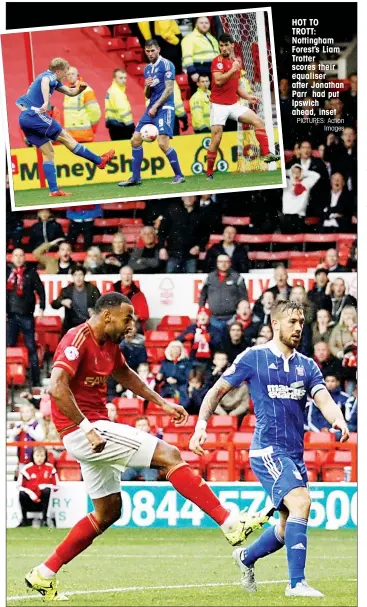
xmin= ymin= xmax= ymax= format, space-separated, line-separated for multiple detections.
xmin=64 ymin=346 xmax=79 ymax=361
xmin=217 ymin=62 xmax=223 ymax=69
xmin=296 ymin=366 xmax=305 ymax=376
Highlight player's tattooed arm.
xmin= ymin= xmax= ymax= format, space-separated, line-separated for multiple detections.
xmin=152 ymin=79 xmax=174 ymax=109
xmin=198 ymin=377 xmax=234 ymax=423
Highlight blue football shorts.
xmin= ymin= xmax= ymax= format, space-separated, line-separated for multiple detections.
xmin=136 ymin=106 xmax=174 ymax=139
xmin=19 ymin=109 xmax=62 ymax=147
xmin=250 ymin=447 xmax=308 ymax=510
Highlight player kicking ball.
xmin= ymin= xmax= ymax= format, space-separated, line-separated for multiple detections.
xmin=190 ymin=300 xmax=350 ymax=598
xmin=25 ymin=293 xmax=271 ymax=601
xmin=16 ymin=57 xmax=114 ymax=197
xmin=206 ymin=33 xmax=280 ymax=180
xmin=118 ymin=39 xmax=185 ymax=187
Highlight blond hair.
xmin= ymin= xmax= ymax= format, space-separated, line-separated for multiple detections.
xmin=49 ymin=57 xmax=69 ymax=72
xmin=164 ymin=340 xmax=188 ymax=361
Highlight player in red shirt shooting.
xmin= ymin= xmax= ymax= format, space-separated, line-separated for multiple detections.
xmin=206 ymin=33 xmax=280 ymax=179
xmin=25 ymin=292 xmax=273 ymax=600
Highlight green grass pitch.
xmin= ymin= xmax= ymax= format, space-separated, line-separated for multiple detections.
xmin=7 ymin=527 xmax=356 ymax=606
xmin=14 ymin=170 xmax=283 ymax=208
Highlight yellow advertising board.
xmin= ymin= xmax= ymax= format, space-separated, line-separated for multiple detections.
xmin=11 ymin=129 xmax=279 ymax=191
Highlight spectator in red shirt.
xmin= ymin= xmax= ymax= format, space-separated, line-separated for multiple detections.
xmin=9 ymin=404 xmax=45 ymax=470
xmin=113 ymin=266 xmax=149 ymax=333
xmin=17 ymin=446 xmax=59 ymax=527
xmin=177 ymin=307 xmax=222 ymax=365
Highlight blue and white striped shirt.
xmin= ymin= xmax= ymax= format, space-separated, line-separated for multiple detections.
xmin=145 ymin=56 xmax=175 ymax=110
xmin=223 ymin=340 xmax=325 ymax=459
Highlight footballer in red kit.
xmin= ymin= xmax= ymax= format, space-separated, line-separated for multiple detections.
xmin=25 ymin=292 xmax=271 ymax=600
xmin=206 ymin=33 xmax=281 ymax=179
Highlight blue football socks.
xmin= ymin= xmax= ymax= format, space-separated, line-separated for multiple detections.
xmin=72 ymin=143 xmax=101 ymax=165
xmin=132 ymin=146 xmax=144 ymax=181
xmin=285 ymin=516 xmax=308 ymax=588
xmin=165 ymin=147 xmax=183 ymax=177
xmin=43 ymin=161 xmax=58 ymax=193
xmin=242 ymin=525 xmax=284 ymax=567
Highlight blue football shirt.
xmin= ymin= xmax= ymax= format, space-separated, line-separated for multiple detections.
xmin=222 ymin=340 xmax=325 ymax=459
xmin=16 ymin=70 xmax=63 ymax=109
xmin=144 ymin=56 xmax=175 ymax=110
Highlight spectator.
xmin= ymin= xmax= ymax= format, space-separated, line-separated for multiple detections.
xmin=156 ymin=341 xmax=192 ymax=403
xmin=8 ymin=404 xmax=45 ymax=469
xmin=252 ymin=290 xmax=275 ymax=325
xmin=121 ymin=417 xmax=159 ymax=481
xmin=158 ymin=197 xmax=206 ymax=273
xmin=322 ymin=173 xmax=352 ymax=232
xmin=214 ymin=381 xmax=250 ymax=420
xmin=311 ymin=309 xmax=334 ymax=347
xmin=205 ymin=350 xmax=229 ymax=388
xmin=326 ymin=98 xmax=353 ymax=127
xmin=313 ymin=341 xmax=342 ymax=378
xmin=182 ymin=367 xmax=209 ymax=413
xmin=28 ymin=209 xmax=65 ymax=252
xmin=173 ymin=81 xmax=189 ymax=136
xmin=66 ymin=205 xmax=103 ymax=251
xmin=137 ymin=20 xmax=183 ymax=74
xmin=205 ymin=226 xmax=250 ymax=274
xmin=281 ymin=164 xmax=320 ymax=233
xmin=342 ymin=323 xmax=357 ymax=395
xmin=182 ymin=16 xmax=219 ymax=94
xmin=198 ymin=194 xmax=223 ymax=249
xmin=33 ymin=239 xmax=74 ymax=275
xmin=189 ymin=74 xmax=211 ymax=133
xmin=119 ymin=322 xmax=147 ymax=371
xmin=105 ymin=69 xmax=134 ymax=141
xmin=345 ymin=388 xmax=357 ymax=432
xmin=289 ymin=285 xmax=316 ymax=323
xmin=136 ymin=362 xmax=156 ymax=393
xmin=113 ymin=266 xmax=149 ymax=333
xmin=340 ymin=73 xmax=357 ymax=123
xmin=346 ymin=239 xmax=357 ymax=272
xmin=307 ymin=269 xmax=332 ymax=313
xmin=199 ymin=255 xmax=248 ymax=332
xmin=253 ymin=266 xmax=292 ymax=321
xmin=83 ymin=246 xmax=108 ymax=275
xmin=104 ymin=233 xmax=130 ymax=272
xmin=177 ymin=307 xmax=222 ymax=365
xmin=286 ymin=140 xmax=330 ymax=216
xmin=128 ymin=226 xmax=161 ymax=274
xmin=324 ymin=127 xmax=357 ymax=196
xmin=307 ymin=373 xmax=348 ymax=434
xmin=222 ymin=322 xmax=247 ymax=364
xmin=17 ymin=446 xmax=59 ymax=527
xmin=329 ymin=278 xmax=357 ymax=323
xmin=257 ymin=324 xmax=273 ymax=343
xmin=106 ymin=402 xmax=118 ymax=422
xmin=228 ymin=300 xmax=260 ymax=347
xmin=51 ymin=264 xmax=101 ymax=335
xmin=6 ymin=248 xmax=45 ymax=386
xmin=321 ymin=249 xmax=347 ymax=273
xmin=6 ymin=180 xmax=23 ymax=250
xmin=63 ymin=66 xmax=101 ymax=142
xmin=329 ymin=305 xmax=357 ymax=360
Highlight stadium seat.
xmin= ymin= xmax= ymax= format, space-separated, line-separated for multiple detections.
xmin=176 ymin=73 xmax=190 ymax=99
xmin=126 ymin=36 xmax=142 ymax=50
xmin=114 ymin=398 xmax=144 ymax=415
xmin=145 ymin=330 xmax=176 ymax=348
xmin=248 ymin=251 xmax=290 ymax=262
xmin=232 ymin=431 xmax=254 ymax=450
xmin=164 ymin=416 xmax=197 ymax=433
xmin=271 ymin=234 xmax=305 ymax=244
xmin=35 ymin=316 xmax=62 ymax=354
xmin=322 ymin=449 xmax=353 ymax=481
xmin=157 ymin=316 xmax=192 ymax=332
xmin=95 ymin=217 xmax=142 ymax=228
xmin=162 ymin=432 xmax=180 ymax=447
xmin=87 ymin=25 xmax=111 ymax=37
xmin=100 ymin=201 xmax=146 ymax=211
xmin=102 ymin=38 xmax=126 ymax=52
xmin=113 ymin=24 xmax=132 ymax=37
xmin=208 ymin=416 xmax=237 ymax=432
xmin=304 ymin=432 xmax=336 ymax=449
xmin=303 ymin=450 xmax=321 ymax=480
xmin=206 ymin=451 xmax=240 ymax=482
xmin=179 ymin=450 xmax=201 ymax=474
xmin=146 ymin=347 xmax=166 ymax=363
xmin=126 ymin=62 xmax=146 ymax=81
xmin=56 ymin=451 xmax=82 ymax=481
xmin=6 ymin=346 xmax=29 ymax=368
xmin=239 ymin=414 xmax=256 ymax=430
xmin=244 ymin=467 xmax=258 ymax=481
xmin=222 ymin=216 xmax=251 ymax=226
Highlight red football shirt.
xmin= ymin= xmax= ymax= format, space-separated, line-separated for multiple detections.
xmin=20 ymin=462 xmax=58 ymax=498
xmin=52 ymin=322 xmax=125 ymax=436
xmin=210 ymin=55 xmax=241 ymax=105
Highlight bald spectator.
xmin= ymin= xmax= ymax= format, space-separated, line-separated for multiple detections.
xmin=199 ymin=255 xmax=248 ymax=333
xmin=7 ymin=249 xmax=45 ymax=387
xmin=181 ymin=16 xmax=219 ymax=95
xmin=113 ymin=266 xmax=149 ymax=333
xmin=253 ymin=265 xmax=292 ymax=320
xmin=321 ymin=249 xmax=347 ymax=273
xmin=83 ymin=246 xmax=108 ymax=275
xmin=104 ymin=233 xmax=130 ymax=272
xmin=227 ymin=299 xmax=260 ymax=347
xmin=329 ymin=278 xmax=357 ymax=324
xmin=205 ymin=226 xmax=249 ymax=273
xmin=307 ymin=269 xmax=332 ymax=313
xmin=322 ymin=173 xmax=352 ymax=232
xmin=63 ymin=66 xmax=101 ymax=142
xmin=28 ymin=209 xmax=65 ymax=252
xmin=33 ymin=238 xmax=74 ymax=275
xmin=313 ymin=341 xmax=342 ymax=379
xmin=129 ymin=226 xmax=161 ymax=274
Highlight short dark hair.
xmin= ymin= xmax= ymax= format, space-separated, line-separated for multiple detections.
xmin=198 ymin=74 xmax=210 ymax=80
xmin=95 ymin=292 xmax=131 ymax=313
xmin=71 ymin=264 xmax=87 ymax=276
xmin=188 ymin=367 xmax=205 ymax=383
xmin=271 ymin=300 xmax=304 ymax=320
xmin=325 ymin=373 xmax=341 ymax=382
xmin=315 ymin=268 xmax=328 ymax=277
xmin=219 ymin=33 xmax=234 ymax=44
xmin=229 ymin=321 xmax=243 ymax=332
xmin=145 ymin=38 xmax=159 ymax=48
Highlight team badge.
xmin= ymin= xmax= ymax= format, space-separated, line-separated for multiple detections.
xmin=296 ymin=365 xmax=305 ymax=376
xmin=64 ymin=346 xmax=79 ymax=361
xmin=166 ymin=71 xmax=172 ymax=77
xmin=217 ymin=62 xmax=223 ymax=69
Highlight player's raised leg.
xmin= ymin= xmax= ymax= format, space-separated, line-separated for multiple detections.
xmin=206 ymin=124 xmax=224 ymax=180
xmin=238 ymin=109 xmax=280 ymax=163
xmin=57 ymin=130 xmax=115 ymax=171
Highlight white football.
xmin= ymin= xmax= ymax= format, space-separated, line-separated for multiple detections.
xmin=140 ymin=124 xmax=159 ymax=143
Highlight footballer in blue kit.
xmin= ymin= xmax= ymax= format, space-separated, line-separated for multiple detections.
xmin=118 ymin=39 xmax=185 ymax=187
xmin=190 ymin=300 xmax=349 ymax=598
xmin=16 ymin=57 xmax=114 ymax=197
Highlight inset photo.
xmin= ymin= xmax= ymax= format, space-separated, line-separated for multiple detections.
xmin=1 ymin=8 xmax=285 ymax=210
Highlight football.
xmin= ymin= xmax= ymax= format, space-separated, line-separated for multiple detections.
xmin=140 ymin=124 xmax=159 ymax=143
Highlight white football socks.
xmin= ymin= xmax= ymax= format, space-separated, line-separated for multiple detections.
xmin=37 ymin=563 xmax=56 ymax=579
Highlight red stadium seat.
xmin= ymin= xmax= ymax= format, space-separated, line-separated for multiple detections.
xmin=162 ymin=432 xmax=180 ymax=447
xmin=35 ymin=316 xmax=62 ymax=354
xmin=126 ymin=62 xmax=146 ymax=80
xmin=271 ymin=234 xmax=305 ymax=244
xmin=222 ymin=216 xmax=251 ymax=226
xmin=232 ymin=431 xmax=254 ymax=450
xmin=176 ymin=73 xmax=191 ymax=99
xmin=207 ymin=416 xmax=238 ymax=433
xmin=145 ymin=330 xmax=176 ymax=348
xmin=321 ymin=449 xmax=354 ymax=482
xmin=126 ymin=36 xmax=142 ymax=50
xmin=206 ymin=451 xmax=240 ymax=482
xmin=248 ymin=251 xmax=291 ymax=262
xmin=239 ymin=414 xmax=256 ymax=430
xmin=6 ymin=362 xmax=26 ymax=387
xmin=237 ymin=234 xmax=273 ymax=244
xmin=304 ymin=431 xmax=336 ymax=449
xmin=244 ymin=467 xmax=258 ymax=481
xmin=102 ymin=38 xmax=126 ymax=52
xmin=95 ymin=217 xmax=142 ymax=228
xmin=56 ymin=451 xmax=82 ymax=481
xmin=303 ymin=234 xmax=339 ymax=244
xmin=146 ymin=347 xmax=167 ymax=364
xmin=165 ymin=416 xmax=197 ymax=433
xmin=100 ymin=201 xmax=146 ymax=211
xmin=113 ymin=24 xmax=132 ymax=37
xmin=157 ymin=316 xmax=192 ymax=332
xmin=114 ymin=398 xmax=144 ymax=415
xmin=179 ymin=450 xmax=202 ymax=474
xmin=87 ymin=25 xmax=111 ymax=37
xmin=6 ymin=346 xmax=29 ymax=367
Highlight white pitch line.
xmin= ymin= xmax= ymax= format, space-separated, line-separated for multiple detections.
xmin=8 ymin=553 xmax=354 ymax=560
xmin=7 ymin=578 xmax=358 ymax=602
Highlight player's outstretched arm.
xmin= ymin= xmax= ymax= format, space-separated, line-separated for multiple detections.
xmin=49 ymin=367 xmax=106 ymax=452
xmin=189 ymin=378 xmax=234 ymax=454
xmin=313 ymin=388 xmax=350 ymax=443
xmin=57 ymin=83 xmax=88 ymax=97
xmin=112 ymin=362 xmax=188 ymax=425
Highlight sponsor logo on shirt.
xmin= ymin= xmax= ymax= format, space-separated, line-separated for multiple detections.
xmin=64 ymin=346 xmax=79 ymax=361
xmin=84 ymin=376 xmax=109 ymax=387
xmin=267 ymin=384 xmax=306 ymax=400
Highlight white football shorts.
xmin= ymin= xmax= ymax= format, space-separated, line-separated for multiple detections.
xmin=210 ymin=102 xmax=250 ymax=127
xmin=63 ymin=420 xmax=159 ymax=499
